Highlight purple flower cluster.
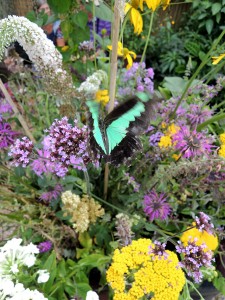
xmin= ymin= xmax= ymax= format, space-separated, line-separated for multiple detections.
xmin=176 ymin=239 xmax=214 ymax=283
xmin=149 ymin=240 xmax=168 ymax=260
xmin=42 ymin=117 xmax=96 ymax=174
xmin=143 ymin=189 xmax=171 ymax=221
xmin=195 ymin=212 xmax=214 ymax=234
xmin=8 ymin=137 xmax=33 ymax=167
xmin=40 ymin=183 xmax=63 ymax=202
xmin=79 ymin=41 xmax=94 ymax=52
xmin=118 ymin=62 xmax=154 ymax=96
xmin=172 ymin=125 xmax=214 ymax=159
xmin=37 ymin=240 xmax=53 ymax=253
xmin=0 ymin=121 xmax=20 ymax=148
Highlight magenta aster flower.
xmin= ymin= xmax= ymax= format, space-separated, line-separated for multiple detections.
xmin=37 ymin=241 xmax=52 ymax=253
xmin=143 ymin=190 xmax=171 ymax=221
xmin=8 ymin=137 xmax=33 ymax=167
xmin=0 ymin=121 xmax=20 ymax=148
xmin=172 ymin=125 xmax=213 ymax=159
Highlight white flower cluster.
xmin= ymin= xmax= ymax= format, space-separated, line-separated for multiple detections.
xmin=0 ymin=238 xmax=49 ymax=300
xmin=0 ymin=279 xmax=47 ymax=300
xmin=0 ymin=16 xmax=76 ymax=102
xmin=77 ymin=70 xmax=108 ymax=96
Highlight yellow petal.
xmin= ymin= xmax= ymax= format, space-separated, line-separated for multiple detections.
xmin=128 ymin=50 xmax=137 ymax=59
xmin=126 ymin=54 xmax=133 ymax=69
xmin=212 ymin=53 xmax=225 ymax=65
xmin=130 ymin=7 xmax=143 ymax=35
xmin=125 ymin=3 xmax=132 ymax=14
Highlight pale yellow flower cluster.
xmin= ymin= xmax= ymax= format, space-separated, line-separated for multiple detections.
xmin=61 ymin=191 xmax=104 ymax=233
xmin=106 ymin=238 xmax=185 ymax=300
xmin=218 ymin=133 xmax=225 ymax=158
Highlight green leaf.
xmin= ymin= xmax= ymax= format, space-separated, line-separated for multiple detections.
xmin=212 ymin=3 xmax=222 ymax=15
xmin=42 ymin=252 xmax=57 ymax=294
xmin=76 ymin=283 xmax=92 ymax=299
xmin=185 ymin=41 xmax=200 ymax=57
xmin=57 ymin=259 xmax=66 ymax=278
xmin=48 ymin=0 xmax=71 ymax=13
xmin=213 ymin=274 xmax=225 ymax=295
xmin=205 ymin=19 xmax=214 ymax=34
xmin=77 ymin=254 xmax=111 ymax=268
xmin=78 ymin=231 xmax=92 ymax=249
xmin=216 ymin=12 xmax=221 ymax=23
xmin=72 ymin=11 xmax=88 ymax=29
xmin=85 ymin=2 xmax=113 ymax=22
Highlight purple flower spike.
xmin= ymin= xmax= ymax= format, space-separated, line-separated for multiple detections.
xmin=143 ymin=189 xmax=171 ymax=221
xmin=38 ymin=241 xmax=53 ymax=253
xmin=40 ymin=184 xmax=63 ymax=202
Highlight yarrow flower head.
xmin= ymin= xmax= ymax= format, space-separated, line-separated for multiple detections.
xmin=176 ymin=239 xmax=214 ymax=283
xmin=172 ymin=125 xmax=213 ymax=159
xmin=143 ymin=189 xmax=171 ymax=221
xmin=8 ymin=137 xmax=33 ymax=167
xmin=106 ymin=238 xmax=185 ymax=300
xmin=0 ymin=121 xmax=20 ymax=148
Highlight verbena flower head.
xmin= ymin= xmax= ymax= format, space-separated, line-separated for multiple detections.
xmin=0 ymin=121 xmax=20 ymax=148
xmin=8 ymin=137 xmax=33 ymax=167
xmin=195 ymin=212 xmax=214 ymax=234
xmin=37 ymin=241 xmax=52 ymax=253
xmin=176 ymin=239 xmax=214 ymax=283
xmin=143 ymin=189 xmax=171 ymax=221
xmin=44 ymin=117 xmax=97 ymax=172
xmin=149 ymin=240 xmax=168 ymax=260
xmin=172 ymin=125 xmax=213 ymax=158
xmin=106 ymin=238 xmax=185 ymax=299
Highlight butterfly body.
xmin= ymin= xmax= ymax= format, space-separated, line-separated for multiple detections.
xmin=87 ymin=93 xmax=153 ymax=165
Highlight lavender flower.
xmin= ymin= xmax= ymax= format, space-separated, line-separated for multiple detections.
xmin=149 ymin=240 xmax=168 ymax=259
xmin=40 ymin=184 xmax=63 ymax=202
xmin=176 ymin=239 xmax=214 ymax=283
xmin=172 ymin=125 xmax=213 ymax=159
xmin=143 ymin=190 xmax=171 ymax=221
xmin=195 ymin=212 xmax=214 ymax=234
xmin=8 ymin=137 xmax=33 ymax=167
xmin=0 ymin=121 xmax=20 ymax=148
xmin=37 ymin=241 xmax=52 ymax=253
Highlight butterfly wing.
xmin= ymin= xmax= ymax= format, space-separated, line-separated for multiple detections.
xmin=86 ymin=100 xmax=107 ymax=156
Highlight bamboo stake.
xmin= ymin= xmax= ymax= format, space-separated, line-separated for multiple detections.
xmin=0 ymin=79 xmax=36 ymax=143
xmin=103 ymin=0 xmax=121 ymax=200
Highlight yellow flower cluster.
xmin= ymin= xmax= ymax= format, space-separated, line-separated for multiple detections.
xmin=158 ymin=123 xmax=180 ymax=149
xmin=95 ymin=89 xmax=109 ymax=106
xmin=218 ymin=133 xmax=225 ymax=158
xmin=212 ymin=53 xmax=225 ymax=65
xmin=180 ymin=226 xmax=218 ymax=251
xmin=106 ymin=238 xmax=185 ymax=300
xmin=61 ymin=191 xmax=104 ymax=233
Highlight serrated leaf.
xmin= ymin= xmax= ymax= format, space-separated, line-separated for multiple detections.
xmin=206 ymin=19 xmax=214 ymax=34
xmin=212 ymin=3 xmax=222 ymax=15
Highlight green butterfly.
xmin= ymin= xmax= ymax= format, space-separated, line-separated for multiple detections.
xmin=87 ymin=92 xmax=154 ymax=165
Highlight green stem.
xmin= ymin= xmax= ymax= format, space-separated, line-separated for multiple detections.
xmin=45 ymin=94 xmax=51 ymax=127
xmin=141 ymin=11 xmax=154 ymax=63
xmin=170 ymin=28 xmax=225 ymax=119
xmin=119 ymin=13 xmax=129 ymax=42
xmin=187 ymin=279 xmax=205 ymax=299
xmin=197 ymin=112 xmax=225 ymax=131
xmin=83 ymin=168 xmax=91 ymax=196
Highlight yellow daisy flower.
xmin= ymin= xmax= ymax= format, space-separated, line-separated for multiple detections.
xmin=139 ymin=0 xmax=170 ymax=11
xmin=212 ymin=53 xmax=225 ymax=65
xmin=108 ymin=42 xmax=137 ymax=69
xmin=125 ymin=0 xmax=143 ymax=35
